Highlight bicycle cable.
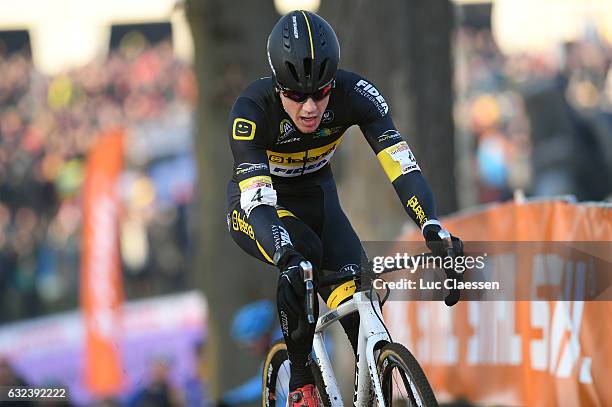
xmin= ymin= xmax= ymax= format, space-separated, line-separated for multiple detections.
xmin=360 ymin=253 xmax=393 ymax=343
xmin=380 ymin=282 xmax=391 ymax=306
xmin=369 ymin=275 xmax=393 ymax=344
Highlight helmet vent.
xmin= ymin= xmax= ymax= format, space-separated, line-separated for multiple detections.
xmin=303 ymin=58 xmax=312 ymax=79
xmin=319 ymin=59 xmax=328 ymax=81
xmin=282 ymin=23 xmax=291 ymax=49
xmin=319 ymin=26 xmax=327 ymax=47
xmin=286 ymin=62 xmax=300 ymax=83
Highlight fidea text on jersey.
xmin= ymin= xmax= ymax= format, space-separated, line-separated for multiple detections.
xmin=354 ymin=80 xmax=389 ymax=116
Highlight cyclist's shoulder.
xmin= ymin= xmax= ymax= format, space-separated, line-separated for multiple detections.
xmin=234 ymin=76 xmax=276 ymax=111
xmin=334 ymin=69 xmax=385 ymax=104
xmin=334 ymin=69 xmax=390 ymax=119
xmin=230 ymin=77 xmax=281 ymax=132
xmin=335 ymin=69 xmax=375 ymax=90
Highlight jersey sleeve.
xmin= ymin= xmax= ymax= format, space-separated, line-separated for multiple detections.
xmin=347 ymin=73 xmax=441 ymax=231
xmin=229 ymin=97 xmax=276 ymax=215
xmin=229 ymin=97 xmax=294 ymax=263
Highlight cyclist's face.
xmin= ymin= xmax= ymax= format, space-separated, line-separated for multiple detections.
xmin=279 ymin=92 xmax=330 ymax=134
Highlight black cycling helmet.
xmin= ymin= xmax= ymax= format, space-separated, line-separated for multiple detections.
xmin=267 ymin=10 xmax=340 ymax=94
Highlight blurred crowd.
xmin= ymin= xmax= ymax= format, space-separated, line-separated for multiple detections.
xmin=0 ymin=33 xmax=198 ymax=322
xmin=454 ymin=26 xmax=612 ymax=203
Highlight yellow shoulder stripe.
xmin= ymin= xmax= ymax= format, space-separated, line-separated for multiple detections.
xmin=376 ymin=142 xmax=410 ymax=182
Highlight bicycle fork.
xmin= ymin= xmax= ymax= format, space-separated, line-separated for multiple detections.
xmin=354 ymin=291 xmax=389 ymax=406
xmin=312 ymin=291 xmax=390 ymax=406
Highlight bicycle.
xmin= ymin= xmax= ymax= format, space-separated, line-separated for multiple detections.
xmin=262 ymin=232 xmax=461 ymax=406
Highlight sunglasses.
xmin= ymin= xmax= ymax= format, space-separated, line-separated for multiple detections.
xmin=277 ymin=80 xmax=335 ymax=103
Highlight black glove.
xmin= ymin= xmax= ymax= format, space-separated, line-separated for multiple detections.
xmin=423 ymin=223 xmax=464 ymax=258
xmin=423 ymin=223 xmax=464 ymax=307
xmin=274 ymin=245 xmax=307 ymax=297
xmin=274 ymin=245 xmax=318 ymax=342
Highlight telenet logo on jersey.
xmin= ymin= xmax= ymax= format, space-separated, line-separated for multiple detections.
xmin=233 ymin=118 xmax=256 ymax=140
xmin=267 ymin=137 xmax=344 ymax=176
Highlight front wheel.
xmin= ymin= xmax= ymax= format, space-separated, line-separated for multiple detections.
xmin=376 ymin=343 xmax=439 ymax=407
xmin=262 ymin=340 xmax=331 ymax=407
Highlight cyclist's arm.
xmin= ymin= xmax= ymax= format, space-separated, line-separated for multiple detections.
xmin=229 ymin=97 xmax=293 ymax=262
xmin=348 ymin=75 xmax=440 ymax=231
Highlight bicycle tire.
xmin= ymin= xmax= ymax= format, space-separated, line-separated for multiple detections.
xmin=376 ymin=342 xmax=439 ymax=407
xmin=262 ymin=340 xmax=332 ymax=407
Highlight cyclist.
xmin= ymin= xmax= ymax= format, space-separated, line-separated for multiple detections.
xmin=226 ymin=10 xmax=462 ymax=406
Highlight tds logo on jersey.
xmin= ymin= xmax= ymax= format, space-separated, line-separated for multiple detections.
xmin=354 ymin=80 xmax=389 ymax=116
xmin=233 ymin=118 xmax=256 ymax=140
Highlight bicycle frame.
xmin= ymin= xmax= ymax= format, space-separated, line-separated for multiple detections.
xmin=311 ymin=291 xmax=389 ymax=406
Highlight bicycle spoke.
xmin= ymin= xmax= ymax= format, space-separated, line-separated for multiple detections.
xmin=382 ymin=356 xmax=423 ymax=407
xmin=392 ymin=368 xmax=409 ymax=406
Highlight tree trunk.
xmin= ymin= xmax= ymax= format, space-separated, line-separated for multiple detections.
xmin=403 ymin=0 xmax=457 ymax=216
xmin=186 ymin=0 xmax=279 ymax=399
xmin=320 ymin=0 xmax=457 ymax=241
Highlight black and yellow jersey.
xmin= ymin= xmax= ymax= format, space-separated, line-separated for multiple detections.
xmin=229 ymin=69 xmax=415 ymax=183
xmin=227 ymin=69 xmax=440 ymax=262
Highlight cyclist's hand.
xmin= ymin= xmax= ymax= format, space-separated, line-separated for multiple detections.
xmin=275 ymin=246 xmax=317 ymax=340
xmin=424 ymin=224 xmax=463 ymax=307
xmin=274 ymin=245 xmax=307 ymax=297
xmin=423 ymin=223 xmax=463 ymax=258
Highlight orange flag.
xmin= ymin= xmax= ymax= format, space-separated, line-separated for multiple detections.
xmin=80 ymin=129 xmax=125 ymax=396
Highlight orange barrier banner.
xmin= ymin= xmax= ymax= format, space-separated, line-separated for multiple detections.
xmin=80 ymin=129 xmax=125 ymax=396
xmin=385 ymin=201 xmax=612 ymax=406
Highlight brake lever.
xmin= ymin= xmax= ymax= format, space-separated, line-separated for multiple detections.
xmin=438 ymin=230 xmax=461 ymax=307
xmin=300 ymin=261 xmax=316 ymax=324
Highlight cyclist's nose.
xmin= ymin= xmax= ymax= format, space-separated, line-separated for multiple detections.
xmin=301 ymin=97 xmax=317 ymax=113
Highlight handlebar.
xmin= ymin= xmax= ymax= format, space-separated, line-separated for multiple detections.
xmin=318 ymin=252 xmax=437 ymax=288
xmin=302 ymin=235 xmax=463 ymax=317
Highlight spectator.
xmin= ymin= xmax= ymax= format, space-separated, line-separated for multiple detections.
xmin=128 ymin=358 xmax=183 ymax=407
xmin=218 ymin=300 xmax=282 ymax=407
